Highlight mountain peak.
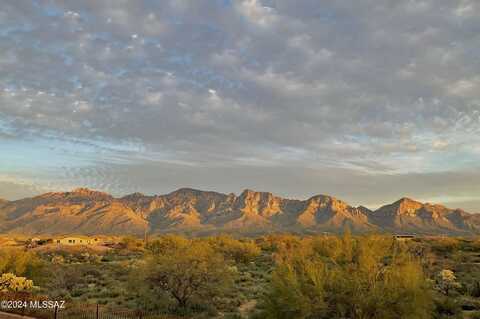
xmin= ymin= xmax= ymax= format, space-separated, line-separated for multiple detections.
xmin=71 ymin=188 xmax=112 ymax=197
xmin=391 ymin=197 xmax=424 ymax=214
xmin=240 ymin=189 xmax=273 ymax=197
xmin=395 ymin=197 xmax=420 ymax=204
xmin=121 ymin=192 xmax=147 ymax=200
xmin=37 ymin=188 xmax=112 ymax=200
xmin=168 ymin=187 xmax=216 ymax=197
xmin=368 ymin=197 xmax=423 ymax=218
xmin=73 ymin=187 xmax=94 ymax=193
xmin=172 ymin=187 xmax=202 ymax=193
xmin=305 ymin=195 xmax=352 ymax=214
xmin=307 ymin=194 xmax=346 ymax=207
xmin=234 ymin=189 xmax=282 ymax=219
xmin=308 ymin=194 xmax=337 ymax=201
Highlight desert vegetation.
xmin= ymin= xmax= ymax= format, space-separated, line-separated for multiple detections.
xmin=2 ymin=234 xmax=480 ymax=318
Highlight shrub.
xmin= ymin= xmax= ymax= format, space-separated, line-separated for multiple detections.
xmin=208 ymin=236 xmax=261 ymax=263
xmin=430 ymin=238 xmax=460 ymax=255
xmin=0 ymin=249 xmax=46 ymax=282
xmin=120 ymin=236 xmax=144 ymax=251
xmin=146 ymin=235 xmax=190 ymax=255
xmin=435 ymin=269 xmax=461 ymax=296
xmin=261 ymin=234 xmax=433 ymax=319
xmin=0 ymin=273 xmax=34 ymax=292
xmin=433 ymin=297 xmax=462 ymax=319
xmin=471 ymin=281 xmax=480 ymax=298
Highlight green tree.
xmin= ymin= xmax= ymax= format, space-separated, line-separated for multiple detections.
xmin=142 ymin=241 xmax=235 ymax=310
xmin=263 ymin=255 xmax=326 ymax=319
xmin=262 ymin=235 xmax=433 ymax=319
xmin=146 ymin=235 xmax=190 ymax=255
xmin=120 ymin=236 xmax=144 ymax=251
xmin=0 ymin=249 xmax=45 ymax=284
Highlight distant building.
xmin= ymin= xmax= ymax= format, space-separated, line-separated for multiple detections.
xmin=394 ymin=234 xmax=415 ymax=241
xmin=55 ymin=236 xmax=101 ymax=245
xmin=25 ymin=237 xmax=42 ymax=248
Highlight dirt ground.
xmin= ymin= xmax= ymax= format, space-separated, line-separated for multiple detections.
xmin=0 ymin=312 xmax=36 ymax=319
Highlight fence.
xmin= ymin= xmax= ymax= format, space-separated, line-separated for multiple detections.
xmin=3 ymin=306 xmax=183 ymax=319
xmin=0 ymin=294 xmax=183 ymax=319
xmin=2 ymin=304 xmax=184 ymax=319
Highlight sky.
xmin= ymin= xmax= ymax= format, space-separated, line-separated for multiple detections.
xmin=1 ymin=0 xmax=480 ymax=211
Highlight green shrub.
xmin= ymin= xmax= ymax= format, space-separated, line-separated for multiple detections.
xmin=471 ymin=281 xmax=480 ymax=297
xmin=208 ymin=236 xmax=261 ymax=263
xmin=433 ymin=297 xmax=462 ymax=319
xmin=261 ymin=234 xmax=433 ymax=319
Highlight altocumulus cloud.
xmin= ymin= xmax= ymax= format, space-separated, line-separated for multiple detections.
xmin=0 ymin=0 xmax=479 ymax=211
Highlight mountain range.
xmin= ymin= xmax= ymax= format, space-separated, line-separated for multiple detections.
xmin=0 ymin=188 xmax=479 ymax=236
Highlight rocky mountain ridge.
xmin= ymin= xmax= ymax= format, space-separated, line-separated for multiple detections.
xmin=0 ymin=188 xmax=478 ymax=236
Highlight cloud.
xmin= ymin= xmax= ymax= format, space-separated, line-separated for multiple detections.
xmin=447 ymin=77 xmax=480 ymax=98
xmin=0 ymin=0 xmax=479 ymax=209
xmin=0 ymin=181 xmax=46 ymax=201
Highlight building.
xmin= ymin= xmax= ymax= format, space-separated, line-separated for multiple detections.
xmin=25 ymin=237 xmax=43 ymax=248
xmin=55 ymin=236 xmax=101 ymax=245
xmin=394 ymin=234 xmax=415 ymax=241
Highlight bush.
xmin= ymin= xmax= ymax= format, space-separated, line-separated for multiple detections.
xmin=471 ymin=281 xmax=480 ymax=298
xmin=120 ymin=236 xmax=144 ymax=251
xmin=0 ymin=273 xmax=34 ymax=292
xmin=0 ymin=249 xmax=46 ymax=283
xmin=433 ymin=297 xmax=462 ymax=319
xmin=435 ymin=269 xmax=461 ymax=296
xmin=260 ymin=234 xmax=433 ymax=319
xmin=430 ymin=238 xmax=460 ymax=255
xmin=146 ymin=235 xmax=190 ymax=255
xmin=208 ymin=236 xmax=261 ymax=263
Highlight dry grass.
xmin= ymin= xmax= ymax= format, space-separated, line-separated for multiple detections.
xmin=32 ymin=244 xmax=111 ymax=254
xmin=0 ymin=237 xmax=23 ymax=248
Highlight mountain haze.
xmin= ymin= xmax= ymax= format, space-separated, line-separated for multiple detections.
xmin=0 ymin=188 xmax=478 ymax=236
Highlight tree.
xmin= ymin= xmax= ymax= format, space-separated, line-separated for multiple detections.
xmin=340 ymin=227 xmax=354 ymax=263
xmin=143 ymin=241 xmax=234 ymax=310
xmin=261 ymin=235 xmax=433 ymax=319
xmin=120 ymin=236 xmax=144 ymax=251
xmin=263 ymin=256 xmax=326 ymax=319
xmin=146 ymin=235 xmax=190 ymax=255
xmin=0 ymin=249 xmax=46 ymax=285
xmin=46 ymin=264 xmax=83 ymax=294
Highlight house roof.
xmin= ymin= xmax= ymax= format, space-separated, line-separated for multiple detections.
xmin=55 ymin=235 xmax=98 ymax=240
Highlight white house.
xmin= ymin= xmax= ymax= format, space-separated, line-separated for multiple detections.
xmin=55 ymin=236 xmax=101 ymax=245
